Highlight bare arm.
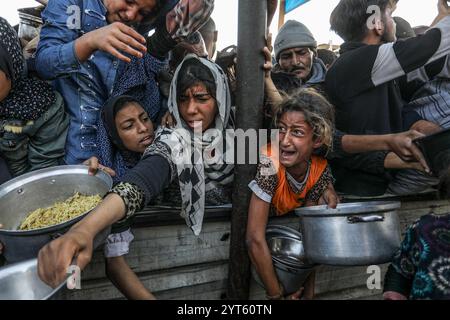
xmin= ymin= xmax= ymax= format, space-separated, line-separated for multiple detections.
xmin=105 ymin=256 xmax=155 ymax=300
xmin=246 ymin=193 xmax=283 ymax=298
xmin=341 ymin=130 xmax=430 ymax=172
xmin=38 ymin=193 xmax=126 ymax=288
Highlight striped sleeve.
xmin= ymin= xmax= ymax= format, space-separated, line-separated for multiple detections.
xmin=372 ymin=16 xmax=450 ymax=86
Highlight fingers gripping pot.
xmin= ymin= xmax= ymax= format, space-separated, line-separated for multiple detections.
xmin=0 ymin=165 xmax=112 ymax=263
xmin=251 ymin=225 xmax=316 ymax=295
xmin=295 ymin=202 xmax=402 ymax=266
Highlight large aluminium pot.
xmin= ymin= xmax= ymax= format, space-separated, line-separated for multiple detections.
xmin=295 ymin=201 xmax=401 ymax=266
xmin=251 ymin=225 xmax=315 ymax=295
xmin=0 ymin=165 xmax=113 ymax=263
xmin=0 ymin=258 xmax=65 ymax=300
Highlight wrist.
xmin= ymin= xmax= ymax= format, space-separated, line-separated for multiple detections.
xmin=384 ymin=134 xmax=395 ymax=151
xmin=83 ymin=33 xmax=97 ymax=52
xmin=70 ymin=224 xmax=95 ymax=242
xmin=265 ymin=283 xmax=285 ymax=300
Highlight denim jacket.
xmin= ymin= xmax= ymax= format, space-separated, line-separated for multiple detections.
xmin=36 ymin=0 xmax=119 ymax=164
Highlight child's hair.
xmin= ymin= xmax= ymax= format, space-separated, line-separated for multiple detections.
xmin=275 ymin=88 xmax=335 ymax=150
xmin=176 ymin=57 xmax=216 ymax=100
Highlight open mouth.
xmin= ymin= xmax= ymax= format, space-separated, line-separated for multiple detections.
xmin=187 ymin=121 xmax=203 ymax=129
xmin=140 ymin=135 xmax=153 ymax=145
xmin=280 ymin=150 xmax=297 ymax=160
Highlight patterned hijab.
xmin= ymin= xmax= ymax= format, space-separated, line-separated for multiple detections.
xmin=145 ymin=54 xmax=234 ymax=235
xmin=97 ymin=53 xmax=166 ymax=182
xmin=0 ymin=17 xmax=55 ymax=122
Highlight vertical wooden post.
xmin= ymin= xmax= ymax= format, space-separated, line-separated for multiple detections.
xmin=278 ymin=0 xmax=286 ymax=30
xmin=226 ymin=0 xmax=267 ymax=300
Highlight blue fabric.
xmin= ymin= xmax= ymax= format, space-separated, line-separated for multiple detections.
xmin=36 ymin=0 xmax=118 ymax=164
xmin=96 ymin=54 xmax=167 ymax=182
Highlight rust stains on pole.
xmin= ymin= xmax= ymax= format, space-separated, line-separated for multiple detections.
xmin=227 ymin=0 xmax=267 ymax=300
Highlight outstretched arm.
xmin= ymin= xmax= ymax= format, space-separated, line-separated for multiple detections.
xmin=38 ymin=192 xmax=127 ymax=287
xmin=38 ymin=154 xmax=172 ymax=287
xmin=246 ymin=193 xmax=284 ymax=299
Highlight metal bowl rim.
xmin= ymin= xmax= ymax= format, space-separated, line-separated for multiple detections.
xmin=0 ymin=165 xmax=112 ymax=235
xmin=294 ymin=201 xmax=401 ymax=217
xmin=0 ymin=258 xmax=65 ymax=300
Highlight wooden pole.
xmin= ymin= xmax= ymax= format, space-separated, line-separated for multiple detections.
xmin=278 ymin=0 xmax=286 ymax=30
xmin=226 ymin=0 xmax=267 ymax=300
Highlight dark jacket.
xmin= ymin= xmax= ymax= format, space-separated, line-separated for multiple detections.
xmin=325 ymin=17 xmax=450 ymax=195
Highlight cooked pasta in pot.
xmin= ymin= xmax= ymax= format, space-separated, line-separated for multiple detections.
xmin=19 ymin=193 xmax=102 ymax=231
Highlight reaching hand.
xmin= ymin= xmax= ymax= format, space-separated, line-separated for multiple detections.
xmin=285 ymin=288 xmax=304 ymax=300
xmin=38 ymin=229 xmax=93 ymax=288
xmin=318 ymin=182 xmax=340 ymax=209
xmin=82 ymin=22 xmax=147 ymax=63
xmin=262 ymin=33 xmax=274 ymax=78
xmin=161 ymin=111 xmax=176 ymax=128
xmin=83 ymin=156 xmax=116 ymax=177
xmin=386 ymin=130 xmax=430 ymax=173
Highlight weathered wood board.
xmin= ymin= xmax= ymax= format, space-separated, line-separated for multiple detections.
xmin=57 ymin=198 xmax=450 ymax=300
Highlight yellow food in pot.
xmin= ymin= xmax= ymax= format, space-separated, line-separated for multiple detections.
xmin=19 ymin=193 xmax=102 ymax=231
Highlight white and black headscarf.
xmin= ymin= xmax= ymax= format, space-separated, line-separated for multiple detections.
xmin=0 ymin=17 xmax=55 ymax=122
xmin=144 ymin=54 xmax=234 ymax=235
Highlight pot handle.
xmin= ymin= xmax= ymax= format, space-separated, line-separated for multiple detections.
xmin=347 ymin=215 xmax=384 ymax=223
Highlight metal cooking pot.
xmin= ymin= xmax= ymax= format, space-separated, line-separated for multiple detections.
xmin=0 ymin=258 xmax=66 ymax=300
xmin=251 ymin=225 xmax=315 ymax=295
xmin=0 ymin=165 xmax=112 ymax=263
xmin=295 ymin=201 xmax=401 ymax=266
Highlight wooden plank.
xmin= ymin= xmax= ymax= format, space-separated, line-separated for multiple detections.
xmin=60 ymin=261 xmax=229 ymax=300
xmin=60 ymin=198 xmax=450 ymax=300
xmin=134 ymin=205 xmax=232 ymax=227
xmin=80 ymin=221 xmax=232 ymax=280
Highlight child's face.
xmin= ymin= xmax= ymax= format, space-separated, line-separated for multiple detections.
xmin=277 ymin=111 xmax=323 ymax=170
xmin=116 ymin=102 xmax=154 ymax=153
xmin=178 ymin=83 xmax=217 ymax=132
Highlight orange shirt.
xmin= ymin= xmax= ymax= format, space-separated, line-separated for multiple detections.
xmin=260 ymin=144 xmax=329 ymax=216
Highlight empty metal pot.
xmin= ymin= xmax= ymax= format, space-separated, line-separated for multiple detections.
xmin=0 ymin=165 xmax=112 ymax=263
xmin=295 ymin=201 xmax=402 ymax=266
xmin=252 ymin=225 xmax=315 ymax=295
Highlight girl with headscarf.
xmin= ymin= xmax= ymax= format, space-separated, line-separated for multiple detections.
xmin=85 ymin=95 xmax=156 ymax=300
xmin=68 ymin=54 xmax=233 ymax=298
xmin=0 ymin=17 xmax=68 ymax=177
xmin=93 ymin=95 xmax=155 ymax=182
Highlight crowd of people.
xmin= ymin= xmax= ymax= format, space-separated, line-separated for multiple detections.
xmin=0 ymin=0 xmax=450 ymax=300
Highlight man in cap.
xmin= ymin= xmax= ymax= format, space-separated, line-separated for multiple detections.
xmin=271 ymin=20 xmax=327 ymax=92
